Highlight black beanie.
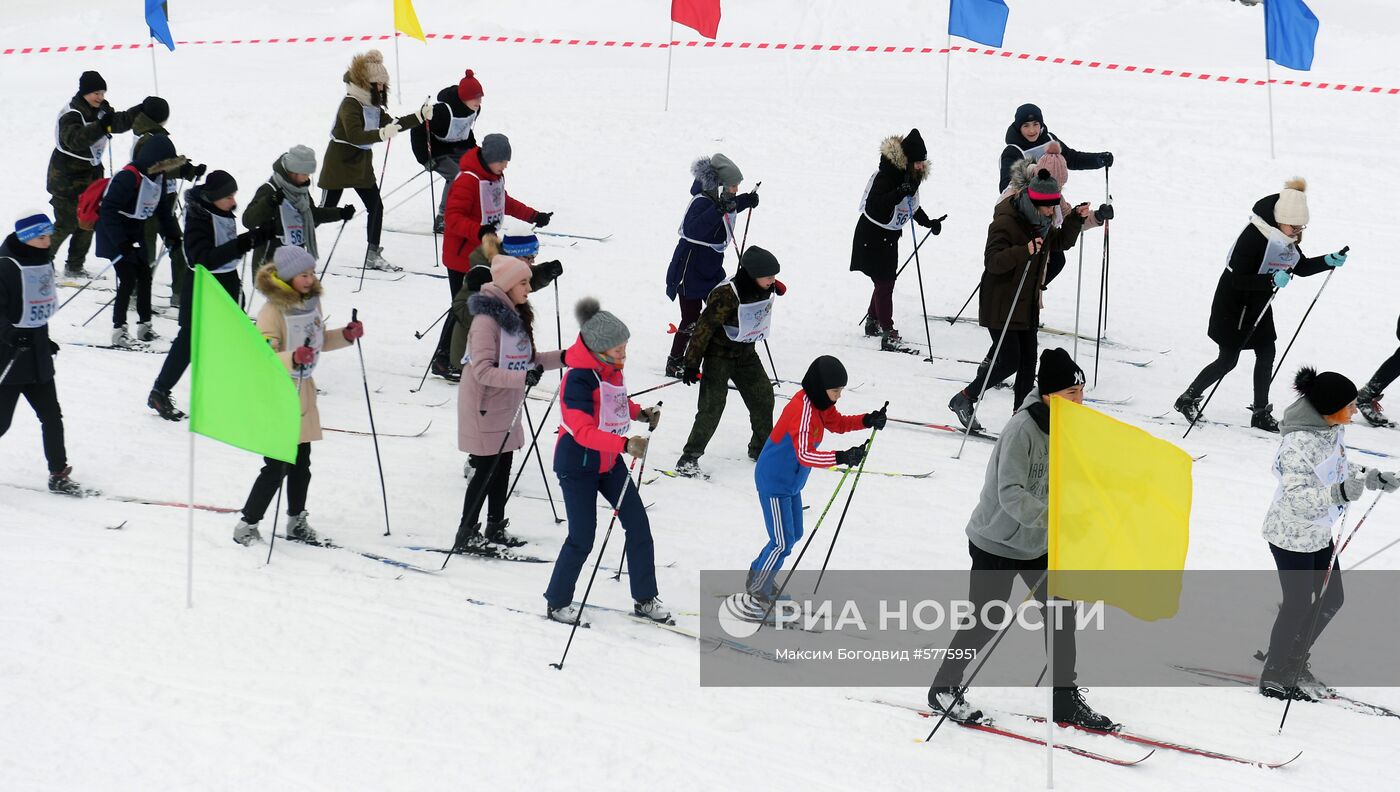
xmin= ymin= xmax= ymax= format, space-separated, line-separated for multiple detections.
xmin=900 ymin=128 xmax=927 ymax=164
xmin=78 ymin=70 xmax=107 ymax=95
xmin=204 ymin=170 xmax=238 ymax=201
xmin=1294 ymin=366 xmax=1357 ymax=416
xmin=802 ymin=356 xmax=848 ymax=410
xmin=1014 ymin=103 xmax=1043 ymax=127
xmin=1037 ymin=347 xmax=1085 ymax=396
xmin=141 ymin=96 xmax=169 ymax=124
xmin=739 ymin=245 xmax=780 ymax=278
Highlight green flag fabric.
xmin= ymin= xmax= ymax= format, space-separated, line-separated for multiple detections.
xmin=189 ymin=266 xmax=300 ymax=463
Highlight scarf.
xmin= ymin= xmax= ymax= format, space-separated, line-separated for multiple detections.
xmin=1016 ymin=191 xmax=1055 ymax=238
xmin=270 ymin=168 xmax=319 ymax=258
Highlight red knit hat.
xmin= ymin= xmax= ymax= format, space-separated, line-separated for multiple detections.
xmin=458 ymin=69 xmax=484 ymax=102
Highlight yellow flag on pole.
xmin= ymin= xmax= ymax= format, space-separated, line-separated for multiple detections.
xmin=394 ymin=0 xmax=426 ymax=43
xmin=1048 ymin=398 xmax=1192 ymax=620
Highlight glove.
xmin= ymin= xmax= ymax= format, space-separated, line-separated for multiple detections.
xmin=532 ymin=211 xmax=553 ymax=228
xmin=638 ymin=405 xmax=662 ymax=431
xmin=833 ymin=444 xmax=867 ymax=467
xmin=270 ymin=187 xmax=286 ymax=206
xmin=536 ymin=260 xmax=564 ymax=280
xmin=180 ymin=162 xmax=207 ymax=181
xmin=8 ymin=330 xmax=34 ymax=350
xmin=895 ymin=181 xmax=918 ymax=198
xmin=49 ymin=340 xmax=60 ymax=355
xmin=1098 ymin=152 xmax=1115 ymax=168
xmin=625 ymin=435 xmax=649 ymax=458
xmin=1272 ymin=270 xmax=1292 ymax=289
xmin=1325 ymin=250 xmax=1348 ymax=268
xmin=524 ymin=364 xmax=544 ymax=388
xmin=378 ymin=122 xmax=401 ymax=142
xmin=96 ymin=102 xmax=113 ymax=132
xmin=715 ymin=193 xmax=737 ymax=214
xmin=417 ymin=100 xmax=435 ymax=122
xmin=479 ymin=220 xmax=499 ymax=240
xmin=681 ymin=366 xmax=701 ymax=386
xmin=862 ymin=406 xmax=888 ymax=431
xmin=1365 ymin=468 xmax=1400 ymax=493
xmin=339 ymin=205 xmax=357 ymax=221
xmin=341 ymin=320 xmax=364 ymax=343
xmin=746 ymin=191 xmax=761 ymax=209
xmin=916 ymin=213 xmax=947 ymax=234
xmin=773 ymin=279 xmax=787 ymax=296
xmin=292 ymin=345 xmax=317 ymax=366
xmin=1094 ymin=204 xmax=1115 ymax=223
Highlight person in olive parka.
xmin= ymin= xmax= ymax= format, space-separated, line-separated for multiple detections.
xmin=244 ymin=145 xmax=350 ymax=271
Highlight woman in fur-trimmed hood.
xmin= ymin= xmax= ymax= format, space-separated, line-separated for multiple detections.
xmin=850 ymin=129 xmax=944 ymax=352
xmin=663 ymin=153 xmax=760 ymax=376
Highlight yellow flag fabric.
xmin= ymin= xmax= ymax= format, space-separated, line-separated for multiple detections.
xmin=394 ymin=0 xmax=427 ymax=43
xmin=1048 ymin=398 xmax=1192 ymax=620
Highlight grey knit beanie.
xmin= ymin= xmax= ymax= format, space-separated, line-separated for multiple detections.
xmin=576 ymin=297 xmax=630 ymax=352
xmin=273 ymin=245 xmax=317 ymax=281
xmin=481 ymin=133 xmax=512 ymax=165
xmin=710 ymin=153 xmax=743 ymax=188
xmin=282 ymin=144 xmax=318 ymax=175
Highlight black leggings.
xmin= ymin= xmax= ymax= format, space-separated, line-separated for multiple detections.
xmin=1187 ymin=340 xmax=1277 ymax=407
xmin=1266 ymin=542 xmax=1344 ymax=665
xmin=459 ymin=450 xmax=514 ymax=528
xmin=0 ymin=379 xmax=67 ymax=472
xmin=966 ymin=328 xmax=1038 ymax=407
xmin=322 ymin=187 xmax=383 ymax=247
xmin=434 ymin=268 xmax=466 ymax=366
xmin=113 ymin=257 xmax=153 ymax=326
xmin=241 ymin=442 xmax=312 ymax=523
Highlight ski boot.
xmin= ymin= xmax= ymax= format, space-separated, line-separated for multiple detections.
xmin=672 ymin=455 xmax=708 ymax=479
xmin=948 ymin=389 xmax=985 ymax=432
xmin=430 ymin=354 xmax=461 ymax=382
xmin=232 ymin=520 xmax=264 ymax=546
xmin=452 ymin=522 xmax=492 ymax=553
xmin=111 ymin=325 xmax=134 ymax=348
xmin=547 ymin=603 xmax=584 ymax=625
xmin=1357 ymin=385 xmax=1394 ymax=428
xmin=1249 ymin=403 xmax=1280 ymax=433
xmin=286 ymin=511 xmax=319 ymax=543
xmin=364 ymin=245 xmax=403 ymax=272
xmin=1053 ymin=687 xmax=1120 ymax=732
xmin=664 ymin=355 xmax=685 ymax=379
xmin=136 ymin=322 xmax=159 ymax=342
xmin=484 ymin=517 xmax=526 ymax=548
xmin=634 ymin=597 xmax=672 ymax=623
xmin=863 ymin=314 xmax=880 ymax=338
xmin=928 ymin=686 xmax=985 ymax=724
xmin=1173 ymin=389 xmax=1204 ymax=423
xmin=433 ymin=214 xmax=445 ymax=235
xmin=147 ymin=388 xmax=187 ymax=421
xmin=1259 ymin=658 xmax=1315 ymax=702
xmin=63 ymin=264 xmax=92 ymax=280
xmin=880 ymin=327 xmax=914 ymax=354
xmin=47 ymin=465 xmax=88 ymax=497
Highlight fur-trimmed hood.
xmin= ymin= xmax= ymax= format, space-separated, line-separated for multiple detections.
xmin=467 ymin=283 xmax=525 ymax=336
xmin=878 ymin=136 xmax=928 ymax=183
xmin=255 ymin=262 xmax=323 ymax=309
xmin=691 ymin=157 xmax=721 ymax=192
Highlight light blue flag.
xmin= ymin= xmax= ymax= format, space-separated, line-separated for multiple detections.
xmin=1265 ymin=0 xmax=1319 ymax=71
xmin=949 ymin=0 xmax=1010 ymax=48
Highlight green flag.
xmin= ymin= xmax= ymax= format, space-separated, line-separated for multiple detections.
xmin=189 ymin=266 xmax=300 ymax=463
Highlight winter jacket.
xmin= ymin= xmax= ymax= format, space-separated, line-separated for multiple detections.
xmin=1207 ymin=194 xmax=1330 ymax=350
xmin=997 ymin=121 xmax=1106 ymax=193
xmin=978 ymin=194 xmax=1084 ymax=331
xmin=456 ymin=283 xmax=565 ymax=456
xmin=554 ymin=337 xmax=641 ymax=476
xmin=410 ymin=85 xmax=479 ymax=165
xmin=448 ymin=238 xmax=561 ymax=366
xmin=1262 ymin=397 xmax=1365 ymax=553
xmin=244 ymin=157 xmax=342 ymax=268
xmin=172 ymin=184 xmax=247 ymax=327
xmin=47 ymin=95 xmax=138 ymax=198
xmin=95 ymin=137 xmax=183 ymax=264
xmin=754 ymin=389 xmax=864 ymax=497
xmin=998 ymin=158 xmax=1102 ymax=233
xmin=0 ymin=233 xmax=59 ymax=385
xmin=684 ymin=271 xmax=777 ymax=368
xmin=252 ymin=265 xmax=352 ymax=443
xmin=665 ymin=158 xmax=758 ymax=301
xmin=443 ymin=148 xmax=538 ymax=272
xmin=318 ymin=88 xmax=421 ymax=191
xmin=849 ymin=135 xmax=932 ymax=281
xmin=966 ymin=391 xmax=1052 ymax=561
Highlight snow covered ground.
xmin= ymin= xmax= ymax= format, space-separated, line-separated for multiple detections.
xmin=4 ymin=0 xmax=1400 ymax=789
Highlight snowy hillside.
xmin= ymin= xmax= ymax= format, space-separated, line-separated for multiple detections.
xmin=4 ymin=1 xmax=1400 ymax=789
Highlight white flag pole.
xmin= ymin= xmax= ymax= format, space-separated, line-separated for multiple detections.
xmin=664 ymin=20 xmax=676 ymax=112
xmin=1265 ymin=59 xmax=1277 ymax=160
xmin=185 ymin=432 xmax=195 ymax=608
xmin=149 ymin=39 xmax=160 ymax=95
xmin=1046 ymin=591 xmax=1055 ymax=788
xmin=943 ymin=32 xmax=952 ymax=129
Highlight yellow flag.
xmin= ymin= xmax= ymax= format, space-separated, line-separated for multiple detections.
xmin=394 ymin=0 xmax=426 ymax=43
xmin=1048 ymin=398 xmax=1192 ymax=620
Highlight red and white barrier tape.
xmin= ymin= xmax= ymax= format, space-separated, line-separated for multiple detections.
xmin=3 ymin=33 xmax=1395 ymax=96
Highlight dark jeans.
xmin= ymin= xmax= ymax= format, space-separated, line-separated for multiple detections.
xmin=668 ymin=297 xmax=703 ymax=360
xmin=322 ymin=187 xmax=384 ymax=247
xmin=459 ymin=451 xmax=514 ymax=529
xmin=433 ymin=268 xmax=466 ymax=366
xmin=241 ymin=442 xmax=312 ymax=523
xmin=113 ymin=256 xmax=154 ymax=326
xmin=144 ymin=215 xmax=189 ymax=297
xmin=1187 ymin=340 xmax=1277 ymax=407
xmin=682 ymin=349 xmax=774 ymax=459
xmin=1367 ymin=346 xmax=1400 ymax=395
xmin=1265 ymin=542 xmax=1344 ymax=666
xmin=0 ymin=379 xmax=67 ymax=472
xmin=545 ymin=463 xmax=657 ymax=609
xmin=154 ymin=268 xmax=241 ymax=392
xmin=866 ymin=277 xmax=896 ymax=332
xmin=966 ymin=328 xmax=1038 ymax=407
xmin=932 ymin=540 xmax=1078 ymax=689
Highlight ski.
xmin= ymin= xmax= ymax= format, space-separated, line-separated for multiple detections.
xmin=65 ymin=341 xmax=169 ymax=355
xmin=888 ymin=416 xmax=997 ymax=443
xmin=0 ymin=481 xmax=240 ymax=511
xmin=324 ymin=420 xmax=432 ymax=438
xmin=651 ymin=468 xmax=710 ymax=481
xmin=1085 ymin=396 xmax=1134 ymax=406
xmin=1174 ymin=664 xmax=1400 ymax=720
xmin=580 ymin=600 xmax=781 ymax=662
xmin=514 ymin=491 xmax=652 ymax=511
xmin=402 ymin=545 xmax=550 ymax=563
xmin=274 ymin=534 xmax=441 ymax=575
xmin=536 ymin=230 xmax=612 ymax=242
xmin=466 ymin=597 xmax=590 ymax=628
xmin=327 ymin=270 xmax=406 ymax=283
xmin=817 ymin=466 xmax=934 ymax=480
xmin=924 ymin=315 xmax=1171 ymax=355
xmin=1007 ymin=711 xmax=1301 ymax=769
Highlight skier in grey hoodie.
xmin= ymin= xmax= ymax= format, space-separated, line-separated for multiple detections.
xmin=1258 ymin=367 xmax=1399 ymax=701
xmin=928 ymin=347 xmax=1118 ymax=732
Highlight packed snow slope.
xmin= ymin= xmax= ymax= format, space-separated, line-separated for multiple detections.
xmin=3 ymin=1 xmax=1400 ymax=789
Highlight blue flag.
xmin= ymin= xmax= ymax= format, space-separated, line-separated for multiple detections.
xmin=1265 ymin=0 xmax=1318 ymax=71
xmin=146 ymin=0 xmax=175 ymax=51
xmin=948 ymin=0 xmax=1009 ymax=48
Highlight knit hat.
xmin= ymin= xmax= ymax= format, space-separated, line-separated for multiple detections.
xmin=710 ymin=153 xmax=743 ymax=188
xmin=272 ymin=245 xmax=317 ymax=281
xmin=490 ymin=255 xmax=532 ymax=291
xmin=78 ymin=70 xmax=107 ymax=95
xmin=739 ymin=245 xmax=781 ymax=278
xmin=133 ymin=135 xmax=177 ymax=172
xmin=1274 ymin=177 xmax=1309 ymax=226
xmin=500 ymin=233 xmax=539 ymax=258
xmin=14 ymin=212 xmax=55 ymax=242
xmin=900 ymin=128 xmax=928 ymax=164
xmin=480 ymin=133 xmax=512 ymax=165
xmin=281 ymin=145 xmax=318 ymax=175
xmin=1014 ymin=103 xmax=1044 ymax=127
xmin=576 ymin=298 xmax=630 ymax=352
xmin=801 ymin=356 xmax=848 ymax=410
xmin=458 ymin=69 xmax=484 ymax=102
xmin=204 ymin=170 xmax=238 ymax=201
xmin=1027 ymin=168 xmax=1062 ymax=206
xmin=1037 ymin=347 xmax=1086 ymax=396
xmin=1294 ymin=366 xmax=1356 ymax=416
xmin=1035 ymin=142 xmax=1068 ymax=188
xmin=141 ymin=96 xmax=169 ymax=124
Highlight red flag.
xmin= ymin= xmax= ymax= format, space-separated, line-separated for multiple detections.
xmin=672 ymin=0 xmax=721 ymax=39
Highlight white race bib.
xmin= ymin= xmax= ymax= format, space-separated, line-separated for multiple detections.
xmin=596 ymin=376 xmax=631 ymax=436
xmin=722 ymin=282 xmax=774 ymax=343
xmin=8 ymin=258 xmax=57 ymax=329
xmin=208 ymin=214 xmax=240 ymax=273
xmin=677 ymin=194 xmax=732 ymax=252
xmin=860 ymin=174 xmax=919 ymax=231
xmin=439 ymin=112 xmax=476 ymax=143
xmin=283 ymin=305 xmax=325 ymax=377
xmin=330 ymin=105 xmax=381 ymax=151
xmin=120 ymin=174 xmax=164 ymax=221
xmin=53 ymin=107 xmax=105 ymax=164
xmin=498 ymin=325 xmax=534 ymax=372
xmin=1255 ymin=234 xmax=1302 ymax=276
xmin=479 ymin=175 xmax=505 ymax=226
xmin=278 ymin=201 xmax=307 ymax=249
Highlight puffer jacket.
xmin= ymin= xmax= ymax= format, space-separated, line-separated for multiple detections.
xmin=664 ymin=157 xmax=757 ymax=301
xmin=252 ymin=265 xmax=352 ymax=443
xmin=553 ymin=337 xmax=640 ymax=475
xmin=1262 ymin=397 xmax=1365 ymax=553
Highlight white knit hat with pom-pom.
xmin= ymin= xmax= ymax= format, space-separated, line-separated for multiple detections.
xmin=1275 ymin=177 xmax=1309 ymax=226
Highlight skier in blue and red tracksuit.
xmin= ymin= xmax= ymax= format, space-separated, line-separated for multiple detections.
xmin=544 ymin=297 xmax=670 ymax=626
xmin=738 ymin=355 xmax=885 ymax=618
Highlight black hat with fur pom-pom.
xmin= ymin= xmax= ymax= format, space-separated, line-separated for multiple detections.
xmin=1294 ymin=366 xmax=1357 ymax=416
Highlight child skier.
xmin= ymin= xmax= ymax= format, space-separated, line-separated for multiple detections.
xmin=0 ymin=212 xmax=87 ymax=495
xmin=664 ymin=153 xmax=759 ymax=377
xmin=131 ymin=95 xmax=205 ymax=307
xmin=849 ymin=129 xmax=944 ymax=353
xmin=410 ymin=69 xmax=484 ymax=233
xmin=1174 ymin=179 xmax=1346 ymax=432
xmin=543 ymin=298 xmax=666 ymax=625
xmin=998 ymin=144 xmax=1112 ymax=287
xmin=452 ymin=255 xmax=565 ymax=552
xmin=929 ymin=348 xmax=1118 ymax=731
xmin=1258 ymin=367 xmax=1399 ymax=700
xmin=244 ymin=145 xmax=351 ymax=271
xmin=673 ymin=245 xmax=784 ymax=478
xmin=731 ymin=355 xmax=882 ymax=619
xmin=447 ymin=230 xmax=563 ymax=381
xmin=230 ymin=247 xmax=363 ymax=546
xmin=997 ymin=103 xmax=1112 ymax=194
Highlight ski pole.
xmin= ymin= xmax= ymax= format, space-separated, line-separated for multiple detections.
xmin=424 ymin=96 xmax=441 ymax=268
xmin=1094 ymin=204 xmax=1110 ymax=386
xmin=352 ymin=309 xmax=392 ymax=536
xmin=610 ymin=401 xmax=664 ymax=580
xmin=948 ymin=282 xmax=980 ymax=325
xmin=81 ymin=294 xmax=118 ymax=328
xmin=317 ymin=219 xmax=350 ymax=280
xmin=81 ymin=247 xmax=161 ymax=327
xmin=413 ymin=307 xmax=451 ymax=340
xmin=1184 ymin=286 xmax=1284 ymax=439
xmin=377 ymin=168 xmax=427 ymax=203
xmin=813 ymin=404 xmax=886 ymax=595
xmin=856 ymin=227 xmax=937 ymax=327
xmin=1073 ymin=242 xmax=1084 ymax=361
xmin=506 ymin=388 xmax=559 ymax=501
xmin=356 ymin=138 xmax=394 ymax=295
xmin=382 ymin=182 xmax=432 ymax=217
xmin=629 ymin=378 xmax=690 ymax=399
xmin=443 ymin=387 xmax=535 ymax=571
xmin=762 ymin=340 xmax=781 ymax=385
xmin=522 ymin=400 xmax=564 ymax=524
xmin=554 ymin=278 xmax=564 ymax=383
xmin=268 ymin=342 xmax=312 ymax=565
xmin=550 ymin=416 xmax=657 ymax=670
xmin=1269 ymin=249 xmax=1346 ymax=386
xmin=751 ymin=466 xmax=854 ymax=634
xmin=738 ymin=181 xmax=761 ymax=255
xmin=909 ymin=208 xmax=945 ymax=364
xmin=55 ymin=260 xmax=115 ymax=313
